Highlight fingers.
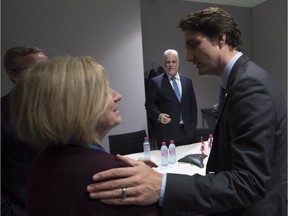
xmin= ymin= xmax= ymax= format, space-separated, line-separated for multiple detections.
xmin=91 ymin=166 xmax=135 ymax=181
xmin=162 ymin=113 xmax=170 ymax=118
xmin=115 ymin=155 xmax=141 ymax=166
xmin=88 ymin=186 xmax=134 ymax=204
xmin=159 ymin=113 xmax=171 ymax=124
xmin=101 ymin=196 xmax=147 ymax=205
xmin=88 ymin=185 xmax=157 ymax=206
xmin=86 ymin=165 xmax=163 ymax=206
xmin=138 ymin=159 xmax=158 ymax=168
xmin=88 ymin=187 xmax=125 ymax=199
xmin=164 ymin=118 xmax=171 ymax=124
xmin=87 ymin=179 xmax=138 ymax=202
xmin=87 ymin=167 xmax=141 ymax=193
xmin=89 ymin=185 xmax=130 ymax=199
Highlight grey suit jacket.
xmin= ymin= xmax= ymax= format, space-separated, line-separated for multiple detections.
xmin=163 ymin=56 xmax=287 ymax=216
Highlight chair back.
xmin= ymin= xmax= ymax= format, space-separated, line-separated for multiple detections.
xmin=109 ymin=130 xmax=147 ymax=156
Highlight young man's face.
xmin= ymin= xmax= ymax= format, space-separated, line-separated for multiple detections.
xmin=184 ymin=30 xmax=222 ymax=77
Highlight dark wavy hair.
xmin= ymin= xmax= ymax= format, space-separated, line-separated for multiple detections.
xmin=178 ymin=7 xmax=242 ymax=51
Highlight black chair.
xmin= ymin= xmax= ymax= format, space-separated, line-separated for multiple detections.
xmin=108 ymin=130 xmax=147 ymax=156
xmin=191 ymin=128 xmax=214 ymax=143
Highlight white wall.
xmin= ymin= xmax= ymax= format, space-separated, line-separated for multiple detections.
xmin=1 ymin=0 xmax=147 ymax=151
xmin=252 ymin=0 xmax=287 ymax=97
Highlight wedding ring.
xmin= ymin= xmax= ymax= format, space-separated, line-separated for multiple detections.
xmin=120 ymin=187 xmax=127 ymax=199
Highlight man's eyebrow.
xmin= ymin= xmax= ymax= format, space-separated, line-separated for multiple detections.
xmin=185 ymin=38 xmax=196 ymax=45
xmin=185 ymin=38 xmax=200 ymax=48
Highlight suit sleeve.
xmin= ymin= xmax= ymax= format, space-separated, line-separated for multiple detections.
xmin=188 ymin=78 xmax=197 ymax=134
xmin=145 ymin=79 xmax=160 ymax=123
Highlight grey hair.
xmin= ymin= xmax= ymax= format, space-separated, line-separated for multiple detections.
xmin=163 ymin=49 xmax=179 ymax=60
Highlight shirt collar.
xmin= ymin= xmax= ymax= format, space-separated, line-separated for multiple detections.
xmin=168 ymin=72 xmax=180 ymax=80
xmin=220 ymin=52 xmax=243 ymax=89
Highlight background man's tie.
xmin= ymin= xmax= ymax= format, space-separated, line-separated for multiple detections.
xmin=171 ymin=76 xmax=183 ymax=123
xmin=171 ymin=76 xmax=181 ymax=102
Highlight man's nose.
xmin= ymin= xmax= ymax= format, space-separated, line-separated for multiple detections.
xmin=186 ymin=51 xmax=194 ymax=62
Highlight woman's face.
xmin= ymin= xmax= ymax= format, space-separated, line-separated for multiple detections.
xmin=97 ymin=89 xmax=122 ymax=131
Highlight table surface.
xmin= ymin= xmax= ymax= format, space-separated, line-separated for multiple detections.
xmin=124 ymin=142 xmax=208 ymax=176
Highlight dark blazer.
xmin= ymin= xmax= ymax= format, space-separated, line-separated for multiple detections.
xmin=1 ymin=94 xmax=44 ymax=216
xmin=163 ymin=56 xmax=287 ymax=216
xmin=145 ymin=73 xmax=197 ymax=144
xmin=27 ymin=145 xmax=161 ymax=216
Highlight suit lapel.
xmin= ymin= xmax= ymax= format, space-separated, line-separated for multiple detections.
xmin=179 ymin=74 xmax=185 ymax=102
xmin=207 ymin=56 xmax=250 ymax=173
xmin=164 ymin=73 xmax=181 ymax=102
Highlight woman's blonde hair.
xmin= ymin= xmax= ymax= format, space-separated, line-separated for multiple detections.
xmin=10 ymin=55 xmax=110 ymax=146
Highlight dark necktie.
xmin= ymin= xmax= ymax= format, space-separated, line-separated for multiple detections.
xmin=171 ymin=76 xmax=181 ymax=102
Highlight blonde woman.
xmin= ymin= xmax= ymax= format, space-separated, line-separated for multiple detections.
xmin=10 ymin=56 xmax=160 ymax=216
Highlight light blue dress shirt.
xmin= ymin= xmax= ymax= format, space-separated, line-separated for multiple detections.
xmin=220 ymin=52 xmax=243 ymax=89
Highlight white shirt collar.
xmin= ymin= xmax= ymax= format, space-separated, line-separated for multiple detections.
xmin=168 ymin=72 xmax=180 ymax=80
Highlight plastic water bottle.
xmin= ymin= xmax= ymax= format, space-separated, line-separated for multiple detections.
xmin=200 ymin=136 xmax=207 ymax=158
xmin=160 ymin=142 xmax=168 ymax=166
xmin=143 ymin=137 xmax=151 ymax=160
xmin=168 ymin=140 xmax=176 ymax=164
xmin=207 ymin=134 xmax=213 ymax=156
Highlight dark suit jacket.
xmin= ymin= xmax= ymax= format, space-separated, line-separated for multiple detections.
xmin=27 ymin=145 xmax=161 ymax=216
xmin=163 ymin=56 xmax=287 ymax=216
xmin=145 ymin=73 xmax=197 ymax=143
xmin=1 ymin=94 xmax=44 ymax=216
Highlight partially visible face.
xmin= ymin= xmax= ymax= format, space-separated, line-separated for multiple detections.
xmin=184 ymin=30 xmax=222 ymax=77
xmin=97 ymin=89 xmax=122 ymax=131
xmin=164 ymin=54 xmax=179 ymax=77
xmin=9 ymin=52 xmax=48 ymax=83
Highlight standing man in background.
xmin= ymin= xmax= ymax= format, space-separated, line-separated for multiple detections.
xmin=87 ymin=7 xmax=287 ymax=216
xmin=1 ymin=46 xmax=48 ymax=216
xmin=145 ymin=49 xmax=197 ymax=148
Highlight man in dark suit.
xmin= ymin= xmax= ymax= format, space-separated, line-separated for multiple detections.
xmin=145 ymin=49 xmax=197 ymax=148
xmin=1 ymin=46 xmax=48 ymax=216
xmin=87 ymin=7 xmax=287 ymax=216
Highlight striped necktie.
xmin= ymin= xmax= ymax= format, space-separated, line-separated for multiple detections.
xmin=171 ymin=76 xmax=181 ymax=102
